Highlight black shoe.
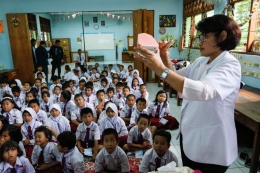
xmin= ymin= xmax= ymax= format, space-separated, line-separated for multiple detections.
xmin=239 ymin=152 xmax=249 ymax=162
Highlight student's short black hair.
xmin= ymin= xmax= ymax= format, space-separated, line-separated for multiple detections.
xmin=31 ymin=38 xmax=36 ymax=43
xmin=78 ymin=49 xmax=81 ymax=52
xmin=62 ymin=84 xmax=71 ymax=91
xmin=28 ymin=88 xmax=38 ymax=98
xmin=74 ymin=93 xmax=84 ymax=100
xmin=108 ymin=64 xmax=113 ymax=67
xmin=101 ymin=78 xmax=108 ymax=84
xmin=11 ymin=86 xmax=21 ymax=93
xmin=61 ymin=90 xmax=71 ymax=101
xmin=126 ymin=94 xmax=136 ymax=100
xmin=102 ymin=128 xmax=118 ymax=143
xmin=54 ymin=85 xmax=61 ymax=90
xmin=0 ymin=78 xmax=8 ymax=84
xmin=137 ymin=114 xmax=150 ymax=125
xmin=96 ymin=89 xmax=105 ymax=96
xmin=136 ymin=98 xmax=146 ymax=104
xmin=36 ymin=65 xmax=43 ymax=68
xmin=0 ymin=125 xmax=22 ymax=143
xmin=153 ymin=129 xmax=171 ymax=144
xmin=92 ymin=68 xmax=97 ymax=71
xmin=55 ymin=40 xmax=60 ymax=44
xmin=81 ymin=67 xmax=87 ymax=73
xmin=100 ymin=75 xmax=105 ymax=79
xmin=116 ymin=82 xmax=124 ymax=88
xmin=86 ymin=81 xmax=93 ymax=87
xmin=41 ymin=91 xmax=50 ymax=98
xmin=0 ymin=116 xmax=9 ymax=130
xmin=123 ymin=86 xmax=130 ymax=91
xmin=40 ymin=41 xmax=46 ymax=45
xmin=139 ymin=84 xmax=146 ymax=88
xmin=35 ymin=78 xmax=41 ymax=82
xmin=112 ymin=77 xmax=119 ymax=81
xmin=57 ymin=131 xmax=76 ymax=150
xmin=102 ymin=70 xmax=108 ymax=75
xmin=85 ymin=85 xmax=93 ymax=90
xmin=41 ymin=86 xmax=49 ymax=91
xmin=24 ymin=81 xmax=33 ymax=87
xmin=28 ymin=99 xmax=40 ymax=106
xmin=80 ymin=108 xmax=93 ymax=118
xmin=9 ymin=80 xmax=17 ymax=87
xmin=52 ymin=75 xmax=59 ymax=81
xmin=37 ymin=72 xmax=43 ymax=76
xmin=34 ymin=126 xmax=52 ymax=141
xmin=1 ymin=94 xmax=20 ymax=112
xmin=79 ymin=79 xmax=86 ymax=84
xmin=154 ymin=90 xmax=168 ymax=103
xmin=106 ymin=87 xmax=114 ymax=93
xmin=0 ymin=141 xmax=23 ymax=161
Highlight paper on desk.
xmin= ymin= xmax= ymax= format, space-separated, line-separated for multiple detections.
xmin=157 ymin=161 xmax=176 ymax=171
xmin=159 ymin=118 xmax=168 ymax=125
xmin=135 ymin=150 xmax=144 ymax=158
xmin=84 ymin=148 xmax=93 ymax=156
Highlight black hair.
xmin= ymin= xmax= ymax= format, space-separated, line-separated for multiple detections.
xmin=41 ymin=86 xmax=49 ymax=91
xmin=52 ymin=75 xmax=59 ymax=81
xmin=1 ymin=94 xmax=20 ymax=113
xmin=116 ymin=82 xmax=124 ymax=88
xmin=79 ymin=79 xmax=86 ymax=84
xmin=57 ymin=131 xmax=76 ymax=150
xmin=100 ymin=75 xmax=105 ymax=79
xmin=28 ymin=99 xmax=40 ymax=107
xmin=106 ymin=87 xmax=114 ymax=93
xmin=0 ymin=115 xmax=9 ymax=129
xmin=74 ymin=93 xmax=84 ymax=100
xmin=54 ymin=85 xmax=61 ymax=90
xmin=92 ymin=68 xmax=97 ymax=71
xmin=154 ymin=90 xmax=168 ymax=107
xmin=61 ymin=90 xmax=71 ymax=101
xmin=35 ymin=78 xmax=41 ymax=82
xmin=112 ymin=77 xmax=119 ymax=81
xmin=41 ymin=91 xmax=50 ymax=98
xmin=96 ymin=89 xmax=105 ymax=96
xmin=36 ymin=65 xmax=43 ymax=68
xmin=136 ymin=98 xmax=146 ymax=104
xmin=153 ymin=129 xmax=171 ymax=144
xmin=81 ymin=67 xmax=87 ymax=73
xmin=0 ymin=141 xmax=23 ymax=161
xmin=0 ymin=125 xmax=23 ymax=143
xmin=0 ymin=78 xmax=8 ymax=84
xmin=9 ymin=80 xmax=17 ymax=87
xmin=40 ymin=41 xmax=46 ymax=45
xmin=11 ymin=86 xmax=21 ymax=93
xmin=131 ymin=78 xmax=140 ymax=88
xmin=62 ymin=84 xmax=71 ymax=91
xmin=31 ymin=38 xmax=36 ymax=43
xmin=102 ymin=128 xmax=118 ymax=143
xmin=140 ymin=84 xmax=146 ymax=88
xmin=102 ymin=70 xmax=108 ymax=75
xmin=108 ymin=64 xmax=113 ymax=67
xmin=101 ymin=78 xmax=108 ymax=85
xmin=196 ymin=14 xmax=241 ymax=51
xmin=55 ymin=40 xmax=60 ymax=44
xmin=34 ymin=126 xmax=52 ymax=141
xmin=86 ymin=81 xmax=93 ymax=87
xmin=123 ymin=86 xmax=130 ymax=91
xmin=27 ymin=89 xmax=37 ymax=98
xmin=85 ymin=85 xmax=93 ymax=91
xmin=137 ymin=113 xmax=150 ymax=125
xmin=24 ymin=81 xmax=33 ymax=87
xmin=80 ymin=108 xmax=93 ymax=118
xmin=37 ymin=72 xmax=43 ymax=76
xmin=126 ymin=94 xmax=136 ymax=100
xmin=78 ymin=49 xmax=81 ymax=51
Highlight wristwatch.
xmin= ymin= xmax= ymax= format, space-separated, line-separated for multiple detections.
xmin=160 ymin=68 xmax=170 ymax=80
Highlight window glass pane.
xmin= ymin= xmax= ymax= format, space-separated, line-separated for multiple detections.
xmin=185 ymin=17 xmax=191 ymax=47
xmin=206 ymin=10 xmax=214 ymax=17
xmin=255 ymin=3 xmax=260 ymax=40
xmin=194 ymin=14 xmax=202 ymax=26
xmin=233 ymin=0 xmax=251 ymax=51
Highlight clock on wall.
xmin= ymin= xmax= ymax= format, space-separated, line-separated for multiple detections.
xmin=94 ymin=24 xmax=99 ymax=30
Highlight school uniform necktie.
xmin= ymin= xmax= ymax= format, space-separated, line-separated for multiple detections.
xmin=141 ymin=94 xmax=144 ymax=98
xmin=62 ymin=156 xmax=66 ymax=172
xmin=128 ymin=108 xmax=132 ymax=118
xmin=89 ymin=71 xmax=92 ymax=76
xmin=56 ymin=97 xmax=59 ymax=103
xmin=87 ymin=97 xmax=89 ymax=103
xmin=45 ymin=104 xmax=49 ymax=112
xmin=10 ymin=168 xmax=16 ymax=173
xmin=155 ymin=105 xmax=161 ymax=118
xmin=118 ymin=94 xmax=121 ymax=99
xmin=63 ymin=102 xmax=67 ymax=115
xmin=38 ymin=149 xmax=44 ymax=165
xmin=85 ymin=127 xmax=90 ymax=148
xmin=138 ymin=132 xmax=143 ymax=144
xmin=15 ymin=97 xmax=19 ymax=102
xmin=155 ymin=157 xmax=161 ymax=171
xmin=28 ymin=125 xmax=33 ymax=140
xmin=5 ymin=113 xmax=10 ymax=121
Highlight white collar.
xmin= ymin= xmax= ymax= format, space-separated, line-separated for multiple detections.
xmin=3 ymin=156 xmax=23 ymax=171
xmin=104 ymin=146 xmax=118 ymax=158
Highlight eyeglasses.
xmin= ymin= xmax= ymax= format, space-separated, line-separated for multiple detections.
xmin=195 ymin=32 xmax=217 ymax=43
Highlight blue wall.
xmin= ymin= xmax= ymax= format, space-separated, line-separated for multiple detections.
xmin=0 ymin=0 xmax=183 ymax=68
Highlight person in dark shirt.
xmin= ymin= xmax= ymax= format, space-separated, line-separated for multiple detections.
xmin=35 ymin=41 xmax=49 ymax=84
xmin=49 ymin=39 xmax=64 ymax=79
xmin=31 ymin=38 xmax=37 ymax=71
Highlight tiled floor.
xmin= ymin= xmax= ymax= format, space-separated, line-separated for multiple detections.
xmin=54 ymin=62 xmax=255 ymax=173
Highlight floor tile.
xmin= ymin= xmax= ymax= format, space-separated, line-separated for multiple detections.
xmin=225 ymin=168 xmax=244 ymax=173
xmin=169 ymin=146 xmax=181 ymax=158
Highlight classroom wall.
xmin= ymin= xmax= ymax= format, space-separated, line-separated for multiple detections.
xmin=0 ymin=0 xmax=183 ymax=68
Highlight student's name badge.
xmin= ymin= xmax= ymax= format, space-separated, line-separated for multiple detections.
xmin=159 ymin=118 xmax=168 ymax=125
xmin=135 ymin=150 xmax=144 ymax=158
xmin=84 ymin=148 xmax=93 ymax=156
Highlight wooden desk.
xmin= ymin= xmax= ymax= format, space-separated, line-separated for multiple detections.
xmin=235 ymin=86 xmax=260 ymax=173
xmin=0 ymin=69 xmax=19 ymax=81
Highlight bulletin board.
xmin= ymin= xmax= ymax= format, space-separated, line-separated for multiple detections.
xmin=81 ymin=32 xmax=115 ymax=50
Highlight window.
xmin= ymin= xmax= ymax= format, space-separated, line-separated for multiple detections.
xmin=254 ymin=3 xmax=260 ymax=40
xmin=206 ymin=10 xmax=214 ymax=17
xmin=184 ymin=17 xmax=191 ymax=47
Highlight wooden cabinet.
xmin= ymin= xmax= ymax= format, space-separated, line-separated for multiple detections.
xmin=52 ymin=38 xmax=71 ymax=63
xmin=122 ymin=52 xmax=133 ymax=62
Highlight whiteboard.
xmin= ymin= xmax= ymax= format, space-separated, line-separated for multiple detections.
xmin=82 ymin=33 xmax=115 ymax=50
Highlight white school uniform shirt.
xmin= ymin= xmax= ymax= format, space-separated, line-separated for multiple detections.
xmin=139 ymin=148 xmax=178 ymax=173
xmin=31 ymin=142 xmax=62 ymax=165
xmin=99 ymin=85 xmax=109 ymax=92
xmin=97 ymin=110 xmax=106 ymax=125
xmin=3 ymin=109 xmax=23 ymax=125
xmin=119 ymin=96 xmax=127 ymax=107
xmin=105 ymin=96 xmax=123 ymax=109
xmin=94 ymin=99 xmax=108 ymax=108
xmin=40 ymin=100 xmax=53 ymax=115
xmin=62 ymin=147 xmax=85 ymax=173
xmin=48 ymin=115 xmax=71 ymax=141
xmin=127 ymin=126 xmax=152 ymax=144
xmin=84 ymin=94 xmax=97 ymax=105
xmin=35 ymin=71 xmax=46 ymax=79
xmin=177 ymin=51 xmax=241 ymax=166
xmin=36 ymin=110 xmax=49 ymax=125
xmin=63 ymin=100 xmax=76 ymax=119
xmin=83 ymin=72 xmax=90 ymax=80
xmin=91 ymin=73 xmax=100 ymax=80
xmin=76 ymin=121 xmax=100 ymax=142
xmin=130 ymin=109 xmax=147 ymax=126
xmin=49 ymin=83 xmax=62 ymax=95
xmin=64 ymin=71 xmax=74 ymax=81
xmin=99 ymin=115 xmax=128 ymax=136
xmin=147 ymin=102 xmax=170 ymax=118
xmin=21 ymin=120 xmax=42 ymax=145
xmin=95 ymin=146 xmax=130 ymax=173
xmin=118 ymin=70 xmax=127 ymax=79
xmin=18 ymin=141 xmax=26 ymax=158
xmin=76 ymin=53 xmax=85 ymax=65
xmin=134 ymin=90 xmax=149 ymax=101
xmin=120 ymin=104 xmax=136 ymax=118
xmin=129 ymin=85 xmax=140 ymax=93
xmin=74 ymin=87 xmax=85 ymax=95
xmin=21 ymin=103 xmax=28 ymax=112
xmin=0 ymin=156 xmax=35 ymax=173
xmin=13 ymin=93 xmax=25 ymax=109
xmin=0 ymin=86 xmax=12 ymax=100
xmin=71 ymin=103 xmax=97 ymax=122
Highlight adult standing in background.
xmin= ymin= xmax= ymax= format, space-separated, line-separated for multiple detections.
xmin=50 ymin=39 xmax=64 ymax=79
xmin=31 ymin=38 xmax=37 ymax=71
xmin=76 ymin=49 xmax=85 ymax=70
xmin=36 ymin=41 xmax=49 ymax=84
xmin=134 ymin=15 xmax=241 ymax=173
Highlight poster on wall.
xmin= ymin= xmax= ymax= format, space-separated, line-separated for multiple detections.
xmin=159 ymin=15 xmax=176 ymax=27
xmin=0 ymin=20 xmax=4 ymax=33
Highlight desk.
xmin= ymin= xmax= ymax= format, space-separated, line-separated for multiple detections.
xmin=0 ymin=69 xmax=19 ymax=81
xmin=235 ymin=86 xmax=260 ymax=173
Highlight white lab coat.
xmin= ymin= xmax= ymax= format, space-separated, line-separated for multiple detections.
xmin=177 ymin=51 xmax=241 ymax=166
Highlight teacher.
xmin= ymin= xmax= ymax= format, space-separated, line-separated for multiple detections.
xmin=134 ymin=15 xmax=241 ymax=173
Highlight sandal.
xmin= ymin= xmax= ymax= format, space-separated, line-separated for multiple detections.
xmin=239 ymin=152 xmax=249 ymax=162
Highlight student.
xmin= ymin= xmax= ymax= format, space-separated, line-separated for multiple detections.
xmin=57 ymin=131 xmax=85 ymax=173
xmin=71 ymin=75 xmax=79 ymax=88
xmin=71 ymin=94 xmax=97 ymax=132
xmin=21 ymin=91 xmax=36 ymax=112
xmin=62 ymin=84 xmax=75 ymax=101
xmin=126 ymin=69 xmax=133 ymax=87
xmin=139 ymin=129 xmax=178 ymax=172
xmin=115 ymin=82 xmax=124 ymax=99
xmin=0 ymin=125 xmax=26 ymax=158
xmin=49 ymin=76 xmax=62 ymax=95
xmin=84 ymin=85 xmax=97 ymax=105
xmin=129 ymin=78 xmax=140 ymax=92
xmin=99 ymin=103 xmax=128 ymax=148
xmin=132 ymin=69 xmax=144 ymax=85
xmin=0 ymin=79 xmax=12 ymax=100
xmin=97 ymin=101 xmax=111 ymax=125
xmin=35 ymin=65 xmax=46 ymax=80
xmin=60 ymin=90 xmax=75 ymax=119
xmin=52 ymin=85 xmax=62 ymax=107
xmin=0 ymin=115 xmax=9 ymax=130
xmin=32 ymin=126 xmax=62 ymax=172
xmin=120 ymin=86 xmax=131 ymax=107
xmin=8 ymin=80 xmax=18 ymax=88
xmin=87 ymin=65 xmax=93 ymax=76
xmin=99 ymin=78 xmax=109 ymax=92
xmin=120 ymin=94 xmax=136 ymax=126
xmin=21 ymin=81 xmax=33 ymax=95
xmin=76 ymin=49 xmax=85 ymax=68
xmin=29 ymin=99 xmax=49 ymax=125
xmin=123 ymin=114 xmax=153 ymax=153
xmin=102 ymin=70 xmax=112 ymax=84
xmin=95 ymin=128 xmax=130 ymax=173
xmin=21 ymin=108 xmax=42 ymax=161
xmin=74 ymin=79 xmax=86 ymax=95
xmin=110 ymin=77 xmax=119 ymax=88
xmin=126 ymin=65 xmax=133 ymax=78
xmin=118 ymin=65 xmax=127 ymax=81
xmin=76 ymin=108 xmax=101 ymax=160
xmin=33 ymin=78 xmax=42 ymax=94
xmin=95 ymin=90 xmax=107 ymax=115
xmin=94 ymin=63 xmax=101 ymax=73
xmin=1 ymin=95 xmax=23 ymax=127
xmin=90 ymin=68 xmax=100 ymax=82
xmin=64 ymin=66 xmax=74 ymax=81
xmin=40 ymin=91 xmax=53 ymax=116
xmin=106 ymin=87 xmax=117 ymax=103
xmin=134 ymin=84 xmax=149 ymax=108
xmin=86 ymin=81 xmax=97 ymax=96
xmin=81 ymin=67 xmax=90 ymax=80
xmin=48 ymin=104 xmax=71 ymax=141
xmin=147 ymin=90 xmax=179 ymax=130
xmin=130 ymin=98 xmax=147 ymax=127
xmin=0 ymin=141 xmax=35 ymax=173
xmin=11 ymin=86 xmax=25 ymax=110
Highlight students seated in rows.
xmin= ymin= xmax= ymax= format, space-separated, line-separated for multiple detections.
xmin=49 ymin=76 xmax=61 ymax=95
xmin=0 ymin=79 xmax=13 ymax=100
xmin=29 ymin=99 xmax=48 ymax=125
xmin=139 ymin=129 xmax=178 ymax=173
xmin=35 ymin=65 xmax=46 ymax=80
xmin=129 ymin=78 xmax=140 ymax=92
xmin=95 ymin=90 xmax=107 ymax=115
xmin=120 ymin=94 xmax=136 ymax=126
xmin=99 ymin=78 xmax=109 ymax=92
xmin=123 ymin=114 xmax=153 ymax=154
xmin=95 ymin=128 xmax=130 ymax=173
xmin=11 ymin=86 xmax=25 ymax=110
xmin=84 ymin=85 xmax=97 ymax=105
xmin=130 ymin=98 xmax=147 ymax=127
xmin=120 ymin=86 xmax=131 ymax=107
xmin=64 ymin=65 xmax=74 ymax=81
xmin=40 ymin=91 xmax=52 ymax=116
xmin=36 ymin=72 xmax=46 ymax=83
xmin=74 ymin=79 xmax=86 ymax=95
xmin=0 ymin=141 xmax=35 ymax=173
xmin=90 ymin=68 xmax=100 ymax=83
xmin=76 ymin=108 xmax=102 ymax=160
xmin=134 ymin=84 xmax=149 ymax=108
xmin=94 ymin=63 xmax=101 ymax=73
xmin=60 ymin=90 xmax=75 ymax=119
xmin=21 ymin=108 xmax=42 ymax=161
xmin=1 ymin=95 xmax=23 ymax=127
xmin=99 ymin=103 xmax=128 ymax=148
xmin=21 ymin=81 xmax=33 ymax=95
xmin=32 ymin=126 xmax=62 ymax=172
xmin=118 ymin=65 xmax=127 ymax=81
